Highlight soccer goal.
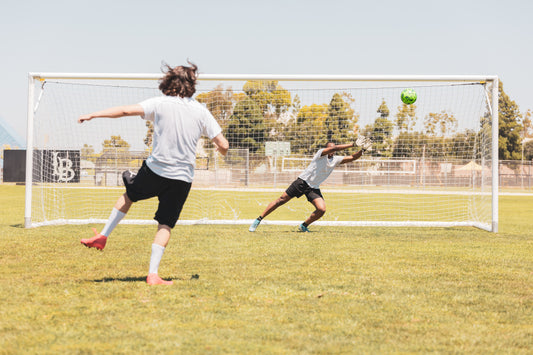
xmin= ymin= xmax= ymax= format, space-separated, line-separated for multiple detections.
xmin=25 ymin=73 xmax=499 ymax=232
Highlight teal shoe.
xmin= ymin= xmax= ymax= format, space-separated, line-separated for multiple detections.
xmin=298 ymin=223 xmax=310 ymax=232
xmin=249 ymin=218 xmax=261 ymax=232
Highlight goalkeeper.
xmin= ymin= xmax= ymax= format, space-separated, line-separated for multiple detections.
xmin=78 ymin=61 xmax=229 ymax=285
xmin=249 ymin=137 xmax=372 ymax=232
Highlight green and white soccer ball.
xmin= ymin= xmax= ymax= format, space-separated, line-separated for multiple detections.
xmin=401 ymin=88 xmax=417 ymax=105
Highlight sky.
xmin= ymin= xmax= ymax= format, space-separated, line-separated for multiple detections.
xmin=1 ymin=0 xmax=532 ymax=142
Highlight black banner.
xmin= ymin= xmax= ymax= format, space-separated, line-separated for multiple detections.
xmin=2 ymin=150 xmax=80 ymax=183
xmin=3 ymin=150 xmax=26 ymax=182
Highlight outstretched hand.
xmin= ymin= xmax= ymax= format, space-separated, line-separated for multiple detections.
xmin=355 ymin=135 xmax=373 ymax=152
xmin=78 ymin=114 xmax=93 ymax=124
xmin=361 ymin=137 xmax=373 ymax=152
xmin=355 ymin=135 xmax=366 ymax=147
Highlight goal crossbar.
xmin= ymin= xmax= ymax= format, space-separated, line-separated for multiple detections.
xmin=29 ymin=72 xmax=498 ymax=82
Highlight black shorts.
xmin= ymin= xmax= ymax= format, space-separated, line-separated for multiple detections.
xmin=285 ymin=178 xmax=323 ymax=202
xmin=123 ymin=161 xmax=191 ymax=228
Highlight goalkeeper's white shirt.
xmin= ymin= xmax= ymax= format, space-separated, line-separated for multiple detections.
xmin=139 ymin=96 xmax=222 ymax=182
xmin=299 ymin=149 xmax=343 ymax=189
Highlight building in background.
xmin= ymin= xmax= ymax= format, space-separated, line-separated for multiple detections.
xmin=1 ymin=116 xmax=25 ymax=180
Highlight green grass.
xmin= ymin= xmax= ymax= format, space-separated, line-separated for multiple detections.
xmin=0 ymin=185 xmax=532 ymax=354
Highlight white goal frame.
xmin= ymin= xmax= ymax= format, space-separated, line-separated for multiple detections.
xmin=25 ymin=73 xmax=499 ymax=232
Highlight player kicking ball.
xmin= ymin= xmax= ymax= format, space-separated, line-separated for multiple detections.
xmin=78 ymin=61 xmax=229 ymax=285
xmin=249 ymin=137 xmax=372 ymax=233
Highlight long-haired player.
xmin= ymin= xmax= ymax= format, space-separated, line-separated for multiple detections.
xmin=78 ymin=61 xmax=229 ymax=285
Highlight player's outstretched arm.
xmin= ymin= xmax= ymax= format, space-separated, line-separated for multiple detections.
xmin=321 ymin=142 xmax=356 ymax=156
xmin=340 ymin=137 xmax=372 ymax=164
xmin=78 ymin=104 xmax=144 ymax=123
xmin=212 ymin=133 xmax=229 ymax=156
xmin=340 ymin=150 xmax=363 ymax=164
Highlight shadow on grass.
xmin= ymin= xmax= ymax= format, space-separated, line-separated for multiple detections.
xmin=93 ymin=276 xmax=148 ymax=283
xmin=92 ymin=274 xmax=198 ymax=283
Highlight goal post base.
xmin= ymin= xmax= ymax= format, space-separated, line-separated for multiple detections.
xmin=27 ymin=218 xmax=492 ymax=232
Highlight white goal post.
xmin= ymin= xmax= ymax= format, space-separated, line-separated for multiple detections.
xmin=25 ymin=73 xmax=499 ymax=232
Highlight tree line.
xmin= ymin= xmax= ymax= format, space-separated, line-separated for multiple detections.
xmin=196 ymin=80 xmax=532 ymax=161
xmin=85 ymin=80 xmax=533 ymax=162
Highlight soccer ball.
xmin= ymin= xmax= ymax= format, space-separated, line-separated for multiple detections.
xmin=401 ymin=88 xmax=417 ymax=105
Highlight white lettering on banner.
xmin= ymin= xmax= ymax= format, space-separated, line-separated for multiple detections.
xmin=52 ymin=152 xmax=76 ymax=182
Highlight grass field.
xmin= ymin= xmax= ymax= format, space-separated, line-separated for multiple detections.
xmin=0 ymin=185 xmax=532 ymax=354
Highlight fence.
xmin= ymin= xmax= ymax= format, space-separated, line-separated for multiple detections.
xmin=1 ymin=148 xmax=532 ymax=191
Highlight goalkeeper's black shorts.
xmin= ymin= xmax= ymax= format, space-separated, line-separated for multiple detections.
xmin=285 ymin=178 xmax=323 ymax=202
xmin=122 ymin=161 xmax=191 ymax=228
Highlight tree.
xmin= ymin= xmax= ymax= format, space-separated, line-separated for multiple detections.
xmin=419 ymin=111 xmax=458 ymax=160
xmin=242 ymin=80 xmax=291 ymax=118
xmin=523 ymin=109 xmax=533 ymax=139
xmin=224 ymin=97 xmax=266 ymax=153
xmin=102 ymin=135 xmax=130 ymax=153
xmin=297 ymin=104 xmax=328 ymax=125
xmin=395 ymin=103 xmax=418 ymax=133
xmin=524 ymin=140 xmax=533 ymax=160
xmin=362 ymin=100 xmax=394 ymax=157
xmin=81 ymin=144 xmax=97 ymax=163
xmin=325 ymin=93 xmax=358 ymax=144
xmin=424 ymin=111 xmax=458 ymax=137
xmin=196 ymin=84 xmax=244 ymax=126
xmin=81 ymin=144 xmax=94 ymax=156
xmin=498 ymin=81 xmax=522 ymax=160
xmin=449 ymin=130 xmax=479 ymax=160
xmin=292 ymin=104 xmax=329 ymax=154
xmin=291 ymin=94 xmax=301 ymax=114
xmin=392 ymin=131 xmax=427 ymax=158
xmin=242 ymin=80 xmax=292 ymax=146
xmin=273 ymin=94 xmax=301 ymax=144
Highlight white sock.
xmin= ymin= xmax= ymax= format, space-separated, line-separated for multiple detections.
xmin=149 ymin=243 xmax=166 ymax=275
xmin=100 ymin=208 xmax=126 ymax=237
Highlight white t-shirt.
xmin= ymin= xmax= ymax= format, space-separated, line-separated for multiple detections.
xmin=139 ymin=96 xmax=222 ymax=182
xmin=298 ymin=148 xmax=343 ymax=188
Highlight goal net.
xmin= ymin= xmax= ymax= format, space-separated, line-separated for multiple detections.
xmin=25 ymin=74 xmax=499 ymax=232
